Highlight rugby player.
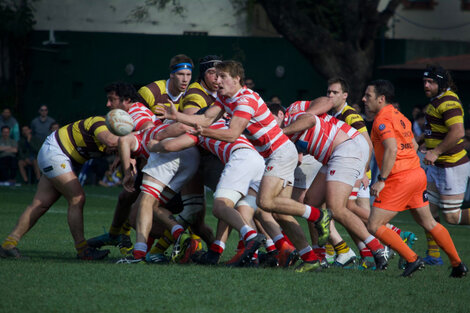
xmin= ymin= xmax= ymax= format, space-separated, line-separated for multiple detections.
xmin=87 ymin=82 xmax=158 ymax=255
xmin=139 ymin=54 xmax=193 ymax=114
xmin=420 ymin=65 xmax=470 ymax=266
xmin=0 ymin=117 xmax=120 ymax=260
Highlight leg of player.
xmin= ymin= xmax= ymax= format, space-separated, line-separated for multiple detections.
xmin=1 ymin=176 xmax=60 ymax=258
xmin=410 ymin=205 xmax=468 ymax=278
xmin=368 ymin=207 xmax=424 ymax=276
xmin=258 ymin=180 xmax=321 ymax=273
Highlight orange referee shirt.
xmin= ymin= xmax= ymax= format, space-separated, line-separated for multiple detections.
xmin=371 ymin=105 xmax=420 ymax=175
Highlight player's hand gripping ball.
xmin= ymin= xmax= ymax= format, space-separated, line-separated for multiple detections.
xmin=105 ymin=109 xmax=134 ymax=136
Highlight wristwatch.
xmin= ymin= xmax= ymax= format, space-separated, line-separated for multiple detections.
xmin=378 ymin=174 xmax=387 ymax=182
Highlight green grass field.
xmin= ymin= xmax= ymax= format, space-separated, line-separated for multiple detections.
xmin=0 ymin=185 xmax=469 ymax=313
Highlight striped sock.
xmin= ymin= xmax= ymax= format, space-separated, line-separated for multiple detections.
xmin=2 ymin=236 xmax=18 ymax=249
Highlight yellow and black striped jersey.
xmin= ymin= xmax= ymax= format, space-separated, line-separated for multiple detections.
xmin=180 ymin=82 xmax=216 ymax=112
xmin=424 ymin=89 xmax=468 ymax=167
xmin=333 ymin=103 xmax=368 ymax=133
xmin=55 ymin=116 xmax=109 ymax=165
xmin=138 ymin=79 xmax=184 ymax=114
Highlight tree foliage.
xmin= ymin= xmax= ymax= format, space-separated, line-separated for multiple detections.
xmin=255 ymin=0 xmax=402 ymax=102
xmin=0 ymin=0 xmax=36 ymax=111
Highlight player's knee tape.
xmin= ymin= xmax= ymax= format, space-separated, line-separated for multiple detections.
xmin=141 ymin=180 xmax=165 ymax=201
xmin=236 ymin=194 xmax=258 ymax=212
xmin=440 ymin=199 xmax=463 ymax=210
xmin=214 ymin=188 xmax=242 ymax=205
xmin=348 ymin=187 xmax=359 ymax=200
xmin=178 ymin=194 xmax=204 ymax=225
xmin=427 ymin=190 xmax=440 ymax=206
xmin=442 ymin=208 xmax=462 ymax=224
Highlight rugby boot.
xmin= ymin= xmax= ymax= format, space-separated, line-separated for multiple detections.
xmin=277 ymin=242 xmax=299 ymax=268
xmin=450 ymin=262 xmax=468 ymax=278
xmin=116 ymin=255 xmax=145 ymax=264
xmin=177 ymin=238 xmax=200 ymax=264
xmin=77 ymin=247 xmax=110 ymax=260
xmin=372 ymin=248 xmax=389 ymax=270
xmin=118 ymin=234 xmax=134 ymax=256
xmin=295 ymin=260 xmax=321 ymax=273
xmin=398 ymin=231 xmax=417 ymax=269
xmin=225 ymin=248 xmax=245 ymax=267
xmin=314 ymin=208 xmax=332 ymax=247
xmin=227 ymin=234 xmax=266 ymax=267
xmin=145 ymin=252 xmax=169 ymax=264
xmin=193 ymin=250 xmax=220 ymax=265
xmin=258 ymin=250 xmax=279 ymax=268
xmin=333 ymin=248 xmax=357 ymax=267
xmin=171 ymin=233 xmax=191 ymax=263
xmin=0 ymin=246 xmax=21 ymax=258
xmin=402 ymin=256 xmax=425 ymax=277
xmin=87 ymin=232 xmax=120 ymax=248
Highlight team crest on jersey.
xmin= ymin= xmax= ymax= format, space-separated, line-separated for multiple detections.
xmin=61 ymin=163 xmax=66 ymax=169
xmin=379 ymin=124 xmax=386 ymax=131
xmin=329 ymin=170 xmax=336 ymax=176
xmin=238 ymin=96 xmax=249 ymax=104
xmin=266 ymin=166 xmax=273 ymax=172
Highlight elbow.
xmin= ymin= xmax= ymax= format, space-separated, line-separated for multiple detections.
xmin=161 ymin=139 xmax=179 ymax=152
xmin=226 ymin=136 xmax=237 ymax=143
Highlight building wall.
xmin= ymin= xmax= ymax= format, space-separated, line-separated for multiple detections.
xmin=380 ymin=0 xmax=470 ymax=41
xmin=33 ymin=0 xmax=250 ymax=36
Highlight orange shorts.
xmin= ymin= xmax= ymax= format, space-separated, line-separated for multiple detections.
xmin=373 ymin=167 xmax=428 ymax=212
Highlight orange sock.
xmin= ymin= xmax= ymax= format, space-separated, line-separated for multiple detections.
xmin=429 ymin=223 xmax=461 ymax=267
xmin=375 ymin=225 xmax=417 ymax=263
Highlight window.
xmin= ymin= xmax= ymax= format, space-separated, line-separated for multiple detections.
xmin=402 ymin=0 xmax=436 ymax=10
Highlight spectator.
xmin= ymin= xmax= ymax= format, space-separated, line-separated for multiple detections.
xmin=270 ymin=95 xmax=282 ymax=105
xmin=49 ymin=122 xmax=60 ymax=133
xmin=245 ymin=77 xmax=255 ymax=90
xmin=413 ymin=112 xmax=426 ymax=145
xmin=351 ymin=102 xmax=367 ymax=120
xmin=31 ymin=105 xmax=55 ymax=143
xmin=17 ymin=125 xmax=41 ymax=184
xmin=0 ymin=108 xmax=19 ymax=141
xmin=0 ymin=125 xmax=18 ymax=186
xmin=99 ymin=163 xmax=122 ymax=187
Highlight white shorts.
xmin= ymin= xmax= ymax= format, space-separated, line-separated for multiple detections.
xmin=263 ymin=140 xmax=297 ymax=186
xmin=294 ymin=154 xmax=322 ymax=189
xmin=320 ymin=136 xmax=368 ymax=186
xmin=142 ymin=147 xmax=200 ymax=193
xmin=215 ymin=148 xmax=265 ymax=203
xmin=37 ymin=133 xmax=74 ymax=178
xmin=358 ymin=184 xmax=370 ymax=199
xmin=426 ymin=162 xmax=470 ymax=195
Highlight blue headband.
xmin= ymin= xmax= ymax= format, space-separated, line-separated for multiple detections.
xmin=171 ymin=62 xmax=193 ymax=73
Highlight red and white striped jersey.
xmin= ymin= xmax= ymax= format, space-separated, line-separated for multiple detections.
xmin=214 ymin=87 xmax=288 ymax=158
xmin=284 ymin=100 xmax=360 ymax=142
xmin=187 ymin=119 xmax=256 ymax=164
xmin=128 ymin=102 xmax=158 ymax=131
xmin=132 ymin=119 xmax=169 ymax=159
xmin=284 ymin=100 xmax=312 ymax=124
xmin=286 ymin=111 xmax=359 ymax=165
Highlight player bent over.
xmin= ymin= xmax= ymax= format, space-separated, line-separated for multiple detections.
xmin=363 ymin=79 xmax=467 ymax=277
xmin=0 ymin=117 xmax=119 ymax=260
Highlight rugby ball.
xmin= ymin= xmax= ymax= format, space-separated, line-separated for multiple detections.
xmin=105 ymin=109 xmax=134 ymax=136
